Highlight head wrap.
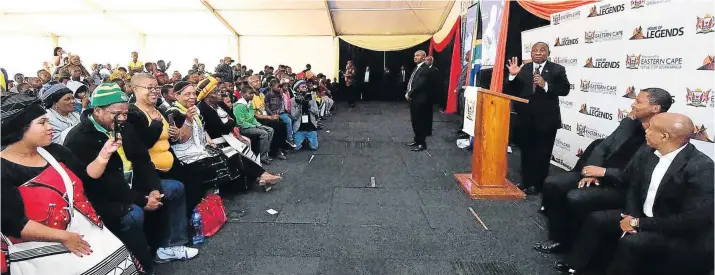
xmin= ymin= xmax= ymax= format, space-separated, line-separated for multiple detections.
xmin=173 ymin=81 xmax=193 ymax=96
xmin=39 ymin=82 xmax=73 ymax=108
xmin=293 ymin=80 xmax=306 ymax=91
xmin=65 ymin=80 xmax=88 ymax=96
xmin=196 ymin=75 xmax=218 ymax=101
xmin=1 ymin=94 xmax=47 ymax=145
xmin=91 ymin=83 xmax=128 ymax=107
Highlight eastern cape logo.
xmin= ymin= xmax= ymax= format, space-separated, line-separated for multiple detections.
xmin=618 ymin=108 xmax=631 ymax=121
xmin=686 ymin=88 xmax=713 ymax=108
xmin=584 ymin=57 xmax=620 ymax=68
xmin=698 ymin=56 xmax=715 ymax=70
xmin=577 ymin=123 xmax=608 ymax=139
xmin=584 ymin=30 xmax=623 ymax=44
xmin=697 ymin=14 xmax=714 ymax=34
xmin=579 ymin=104 xmax=614 ymax=120
xmin=588 ymin=4 xmax=626 ymax=17
xmin=552 ymin=56 xmax=578 ymax=67
xmin=631 ymin=0 xmax=646 ymax=8
xmin=693 ymin=125 xmax=714 ymax=143
xmin=630 ymin=25 xmax=684 ymax=40
xmin=626 ymin=54 xmax=683 ymax=70
xmin=580 ymin=79 xmax=618 ymax=95
xmin=552 ymin=10 xmax=581 ymax=25
xmin=623 ymin=86 xmax=637 ymax=98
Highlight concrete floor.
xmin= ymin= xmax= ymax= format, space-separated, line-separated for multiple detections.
xmin=156 ymin=101 xmax=563 ymax=275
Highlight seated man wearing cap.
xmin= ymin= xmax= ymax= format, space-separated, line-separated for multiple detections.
xmin=64 ymin=83 xmax=198 ymax=273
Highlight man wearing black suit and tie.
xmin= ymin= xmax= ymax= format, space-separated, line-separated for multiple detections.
xmin=505 ymin=42 xmax=571 ymax=194
xmin=556 ymin=113 xmax=714 ymax=275
xmin=405 ymin=50 xmax=434 ymax=152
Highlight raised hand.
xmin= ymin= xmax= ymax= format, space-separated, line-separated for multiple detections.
xmin=506 ymin=57 xmax=524 ymax=76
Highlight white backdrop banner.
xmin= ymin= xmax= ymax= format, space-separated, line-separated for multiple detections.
xmin=521 ymin=0 xmax=714 ymax=170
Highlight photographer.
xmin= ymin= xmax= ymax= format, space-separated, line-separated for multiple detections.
xmin=290 ymin=81 xmax=319 ymax=151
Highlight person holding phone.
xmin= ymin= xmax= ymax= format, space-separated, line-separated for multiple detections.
xmin=64 ymin=83 xmax=199 ymax=271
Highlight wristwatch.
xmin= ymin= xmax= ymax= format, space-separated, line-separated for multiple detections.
xmin=629 ymin=218 xmax=639 ymax=228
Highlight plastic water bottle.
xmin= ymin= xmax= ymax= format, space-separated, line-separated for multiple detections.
xmin=191 ymin=209 xmax=205 ymax=245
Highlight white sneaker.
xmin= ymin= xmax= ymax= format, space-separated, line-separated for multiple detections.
xmin=155 ymin=246 xmax=199 ymax=263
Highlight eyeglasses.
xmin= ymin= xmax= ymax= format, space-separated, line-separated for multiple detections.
xmin=136 ymin=85 xmax=160 ymax=91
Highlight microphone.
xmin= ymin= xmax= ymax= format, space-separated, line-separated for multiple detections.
xmin=533 ymin=63 xmax=542 ymax=93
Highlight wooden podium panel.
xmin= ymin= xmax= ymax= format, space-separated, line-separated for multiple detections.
xmin=455 ymin=89 xmax=526 ymax=200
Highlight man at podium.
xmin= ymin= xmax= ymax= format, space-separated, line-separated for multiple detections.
xmin=505 ymin=42 xmax=571 ymax=194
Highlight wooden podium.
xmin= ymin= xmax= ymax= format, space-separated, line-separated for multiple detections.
xmin=454 ymin=88 xmax=529 ymax=200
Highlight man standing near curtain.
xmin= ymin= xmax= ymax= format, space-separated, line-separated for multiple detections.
xmin=505 ymin=42 xmax=571 ymax=195
xmin=405 ymin=50 xmax=434 ymax=152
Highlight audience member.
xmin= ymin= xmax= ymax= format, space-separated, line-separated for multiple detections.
xmin=290 ymin=81 xmax=319 ymax=151
xmin=265 ymin=78 xmax=296 ymax=148
xmin=248 ymin=75 xmax=289 ymax=160
xmin=234 ymin=86 xmax=275 ymax=164
xmin=64 ymin=83 xmax=198 ymax=272
xmin=1 ymin=94 xmax=140 ymax=273
xmin=39 ymin=82 xmax=81 ymax=144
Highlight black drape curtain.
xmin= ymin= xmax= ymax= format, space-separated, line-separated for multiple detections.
xmin=431 ymin=39 xmax=453 ymax=110
xmin=337 ymin=39 xmax=430 ymax=101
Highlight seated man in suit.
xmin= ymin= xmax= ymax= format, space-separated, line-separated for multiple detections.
xmin=536 ymin=88 xmax=673 ymax=253
xmin=555 ymin=113 xmax=714 ymax=275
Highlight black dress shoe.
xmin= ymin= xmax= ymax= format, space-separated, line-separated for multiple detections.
xmin=554 ymin=261 xmax=572 ymax=273
xmin=411 ymin=145 xmax=427 ymax=151
xmin=515 ymin=183 xmax=527 ymax=191
xmin=405 ymin=142 xmax=418 ymax=146
xmin=524 ymin=186 xmax=540 ymax=195
xmin=534 ymin=241 xmax=567 ymax=254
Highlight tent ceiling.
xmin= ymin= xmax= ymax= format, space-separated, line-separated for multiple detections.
xmin=0 ymin=0 xmax=454 ymax=37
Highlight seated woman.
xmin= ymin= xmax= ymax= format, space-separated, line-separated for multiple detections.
xmin=1 ymin=94 xmax=139 ymax=274
xmin=196 ymin=77 xmax=282 ymax=191
xmin=39 ymin=82 xmax=81 ymax=144
xmin=166 ymin=81 xmax=279 ymax=193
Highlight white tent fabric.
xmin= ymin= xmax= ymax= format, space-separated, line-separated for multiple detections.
xmin=1 ymin=0 xmax=455 ymax=79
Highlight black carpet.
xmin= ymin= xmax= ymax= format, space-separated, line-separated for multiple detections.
xmin=156 ymin=101 xmax=563 ymax=275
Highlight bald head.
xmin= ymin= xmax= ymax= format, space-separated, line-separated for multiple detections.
xmin=130 ymin=73 xmax=155 ymax=86
xmin=647 ymin=113 xmax=694 ymax=149
xmin=425 ymin=56 xmax=434 ymax=66
xmin=414 ymin=50 xmax=427 ymax=64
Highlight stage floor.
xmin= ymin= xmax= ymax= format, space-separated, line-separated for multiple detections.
xmin=157 ymin=101 xmax=563 ymax=275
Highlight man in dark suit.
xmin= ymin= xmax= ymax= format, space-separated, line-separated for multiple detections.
xmin=405 ymin=50 xmax=434 ymax=152
xmin=505 ymin=42 xmax=571 ymax=194
xmin=555 ymin=113 xmax=714 ymax=275
xmin=535 ymin=88 xmax=674 ymax=254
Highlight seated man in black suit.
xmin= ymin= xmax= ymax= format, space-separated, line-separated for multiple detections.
xmin=555 ymin=113 xmax=714 ymax=275
xmin=536 ymin=88 xmax=673 ymax=253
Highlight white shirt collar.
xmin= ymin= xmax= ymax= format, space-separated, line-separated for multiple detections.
xmin=654 ymin=144 xmax=687 ymax=160
xmin=237 ymin=97 xmax=249 ymax=106
xmin=533 ymin=60 xmax=547 ymax=67
xmin=416 ymin=62 xmax=424 ymax=68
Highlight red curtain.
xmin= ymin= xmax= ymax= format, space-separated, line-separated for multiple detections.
xmin=429 ymin=16 xmax=461 ymax=114
xmin=517 ymin=0 xmax=597 ymax=20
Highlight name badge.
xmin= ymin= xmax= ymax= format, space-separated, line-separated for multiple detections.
xmin=302 ymin=115 xmax=309 ymax=123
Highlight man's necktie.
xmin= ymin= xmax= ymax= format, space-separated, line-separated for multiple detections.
xmin=407 ymin=67 xmax=419 ymax=91
xmin=533 ymin=64 xmax=541 ymax=93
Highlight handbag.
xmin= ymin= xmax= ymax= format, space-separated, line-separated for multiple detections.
xmin=2 ymin=147 xmax=139 ymax=275
xmin=195 ymin=191 xmax=227 ymax=237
